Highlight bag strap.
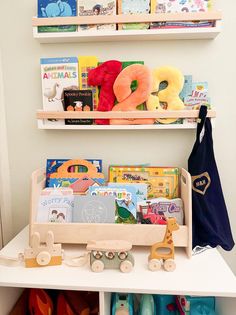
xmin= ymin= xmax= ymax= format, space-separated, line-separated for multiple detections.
xmin=196 ymin=105 xmax=208 ymax=143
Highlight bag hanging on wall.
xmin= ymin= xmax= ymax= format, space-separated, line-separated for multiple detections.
xmin=188 ymin=106 xmax=234 ymax=251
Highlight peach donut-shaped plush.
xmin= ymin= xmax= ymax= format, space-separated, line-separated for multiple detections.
xmin=147 ymin=66 xmax=185 ymax=124
xmin=110 ymin=64 xmax=155 ymax=125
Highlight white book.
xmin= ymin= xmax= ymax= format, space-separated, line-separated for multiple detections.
xmin=40 ymin=57 xmax=79 ymax=125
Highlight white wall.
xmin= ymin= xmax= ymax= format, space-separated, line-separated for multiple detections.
xmin=0 ymin=1 xmax=235 ymax=271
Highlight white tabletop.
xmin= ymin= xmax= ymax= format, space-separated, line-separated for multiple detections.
xmin=0 ymin=226 xmax=236 ymax=297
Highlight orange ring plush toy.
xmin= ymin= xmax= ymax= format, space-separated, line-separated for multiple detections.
xmin=111 ymin=64 xmax=154 ymax=125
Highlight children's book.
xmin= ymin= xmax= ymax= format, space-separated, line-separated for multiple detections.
xmin=109 ymin=166 xmax=179 ymax=199
xmin=137 ymin=198 xmax=184 ymax=225
xmin=108 ymin=183 xmax=147 ymax=203
xmin=78 ymin=0 xmax=116 ymax=31
xmin=73 ymin=195 xmax=116 ymax=223
xmin=89 ymin=185 xmax=138 ymax=223
xmin=150 ymin=0 xmax=212 ymax=29
xmin=118 ymin=0 xmax=151 ymax=30
xmin=46 ymin=159 xmax=103 ymax=187
xmin=41 ymin=57 xmax=79 ymax=125
xmin=151 ymin=0 xmax=212 ymax=14
xmin=38 ymin=0 xmax=77 ymax=33
xmin=37 ymin=193 xmax=74 ymax=223
xmin=64 ymin=90 xmax=93 ymax=125
xmin=79 ymin=56 xmax=99 ymax=111
xmin=180 ymin=75 xmax=193 ymax=101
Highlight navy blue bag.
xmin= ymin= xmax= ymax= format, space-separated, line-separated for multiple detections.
xmin=188 ymin=106 xmax=234 ymax=251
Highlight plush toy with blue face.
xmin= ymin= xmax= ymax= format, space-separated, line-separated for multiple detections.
xmin=41 ymin=0 xmax=73 ymax=17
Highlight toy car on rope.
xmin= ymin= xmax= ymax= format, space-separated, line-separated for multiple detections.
xmin=87 ymin=240 xmax=134 ymax=273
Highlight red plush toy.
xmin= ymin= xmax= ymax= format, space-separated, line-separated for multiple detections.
xmin=88 ymin=60 xmax=122 ymax=125
xmin=28 ymin=289 xmax=53 ymax=315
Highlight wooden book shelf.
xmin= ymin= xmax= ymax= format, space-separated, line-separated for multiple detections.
xmin=32 ymin=11 xmax=222 ymax=43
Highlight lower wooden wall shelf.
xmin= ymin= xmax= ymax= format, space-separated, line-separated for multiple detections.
xmin=30 ymin=168 xmax=192 ymax=258
xmin=36 ymin=109 xmax=216 ymax=130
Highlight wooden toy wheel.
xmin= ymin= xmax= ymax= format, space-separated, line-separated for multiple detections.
xmin=120 ymin=260 xmax=133 ymax=273
xmin=163 ymin=259 xmax=176 ymax=272
xmin=148 ymin=259 xmax=161 ymax=271
xmin=36 ymin=251 xmax=51 ymax=266
xmin=91 ymin=260 xmax=104 ymax=273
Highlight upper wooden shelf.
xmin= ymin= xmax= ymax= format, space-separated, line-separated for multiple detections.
xmin=36 ymin=109 xmax=216 ymax=130
xmin=32 ymin=11 xmax=222 ymax=43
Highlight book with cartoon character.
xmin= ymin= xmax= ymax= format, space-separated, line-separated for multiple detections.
xmin=64 ymin=90 xmax=93 ymax=125
xmin=89 ymin=185 xmax=138 ymax=224
xmin=78 ymin=0 xmax=116 ymax=31
xmin=151 ymin=0 xmax=213 ymax=29
xmin=41 ymin=57 xmax=79 ymax=125
xmin=38 ymin=0 xmax=77 ymax=33
xmin=118 ymin=0 xmax=151 ymax=30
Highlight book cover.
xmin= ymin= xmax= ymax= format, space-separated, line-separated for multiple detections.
xmin=40 ymin=57 xmax=79 ymax=125
xmin=46 ymin=159 xmax=103 ymax=187
xmin=89 ymin=185 xmax=138 ymax=223
xmin=137 ymin=198 xmax=184 ymax=225
xmin=73 ymin=195 xmax=116 ymax=223
xmin=64 ymin=90 xmax=93 ymax=125
xmin=37 ymin=194 xmax=74 ymax=223
xmin=109 ymin=166 xmax=179 ymax=199
xmin=38 ymin=0 xmax=77 ymax=33
xmin=108 ymin=183 xmax=147 ymax=203
xmin=151 ymin=0 xmax=211 ymax=14
xmin=118 ymin=0 xmax=150 ymax=30
xmin=78 ymin=0 xmax=116 ymax=31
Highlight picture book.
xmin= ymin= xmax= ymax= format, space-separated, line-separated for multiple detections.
xmin=191 ymin=82 xmax=208 ymax=98
xmin=137 ymin=198 xmax=184 ymax=225
xmin=37 ymin=194 xmax=74 ymax=223
xmin=118 ymin=0 xmax=151 ymax=30
xmin=41 ymin=57 xmax=79 ymax=125
xmin=150 ymin=0 xmax=212 ymax=29
xmin=180 ymin=75 xmax=193 ymax=101
xmin=78 ymin=0 xmax=116 ymax=31
xmin=151 ymin=0 xmax=212 ymax=14
xmin=37 ymin=0 xmax=77 ymax=33
xmin=46 ymin=159 xmax=103 ymax=187
xmin=150 ymin=21 xmax=215 ymax=29
xmin=64 ymin=90 xmax=93 ymax=125
xmin=79 ymin=56 xmax=99 ymax=111
xmin=89 ymin=185 xmax=138 ymax=223
xmin=109 ymin=166 xmax=179 ymax=199
xmin=73 ymin=195 xmax=116 ymax=223
xmin=108 ymin=183 xmax=147 ymax=203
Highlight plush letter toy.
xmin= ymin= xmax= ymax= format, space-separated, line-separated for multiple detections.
xmin=147 ymin=66 xmax=185 ymax=124
xmin=111 ymin=64 xmax=154 ymax=125
xmin=88 ymin=60 xmax=122 ymax=125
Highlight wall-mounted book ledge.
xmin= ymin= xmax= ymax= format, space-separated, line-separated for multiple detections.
xmin=32 ymin=11 xmax=222 ymax=43
xmin=36 ymin=109 xmax=216 ymax=130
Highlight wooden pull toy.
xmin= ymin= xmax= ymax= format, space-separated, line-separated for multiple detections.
xmin=148 ymin=217 xmax=179 ymax=272
xmin=24 ymin=231 xmax=63 ymax=268
xmin=87 ymin=240 xmax=134 ymax=273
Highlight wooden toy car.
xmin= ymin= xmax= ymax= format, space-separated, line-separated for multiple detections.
xmin=87 ymin=240 xmax=134 ymax=273
xmin=148 ymin=218 xmax=179 ymax=272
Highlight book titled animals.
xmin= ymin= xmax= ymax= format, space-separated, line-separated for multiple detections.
xmin=64 ymin=90 xmax=93 ymax=125
xmin=38 ymin=0 xmax=77 ymax=33
xmin=41 ymin=57 xmax=79 ymax=125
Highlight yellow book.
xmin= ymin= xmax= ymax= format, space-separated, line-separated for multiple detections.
xmin=78 ymin=56 xmax=99 ymax=110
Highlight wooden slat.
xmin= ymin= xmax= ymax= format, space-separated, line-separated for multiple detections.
xmin=36 ymin=110 xmax=216 ymax=120
xmin=32 ymin=11 xmax=222 ymax=27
